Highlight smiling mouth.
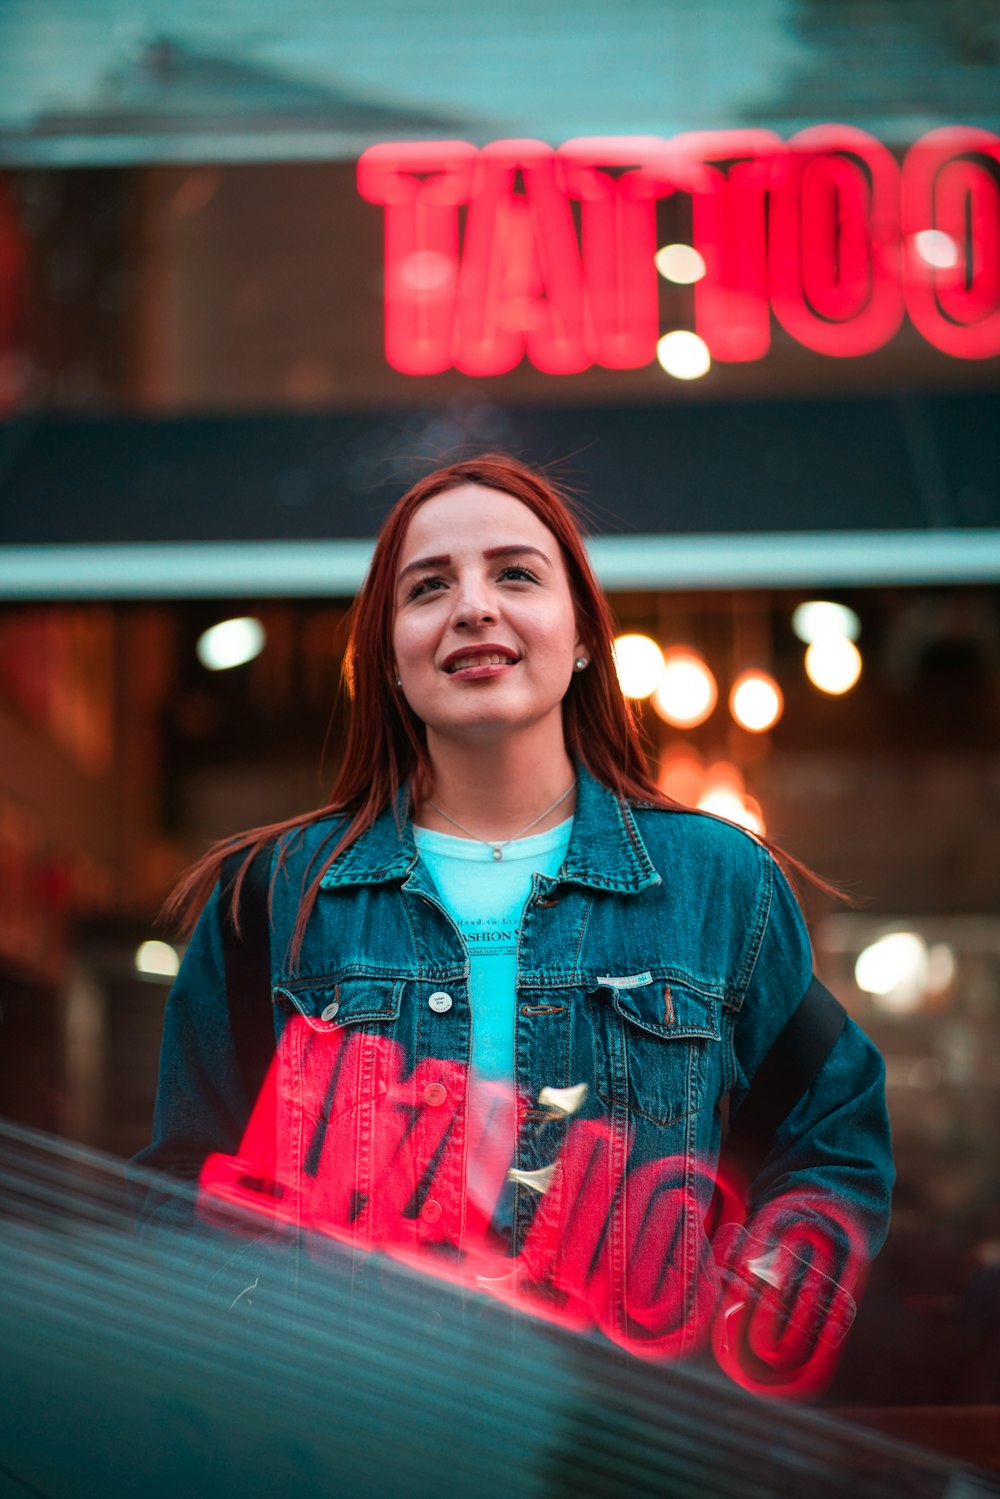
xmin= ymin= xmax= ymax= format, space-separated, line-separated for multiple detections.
xmin=444 ymin=653 xmax=518 ymax=673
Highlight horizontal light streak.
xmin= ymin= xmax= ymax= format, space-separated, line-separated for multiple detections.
xmin=1 ymin=530 xmax=999 ymax=599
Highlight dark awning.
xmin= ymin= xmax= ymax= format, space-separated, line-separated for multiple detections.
xmin=1 ymin=392 xmax=998 ymax=596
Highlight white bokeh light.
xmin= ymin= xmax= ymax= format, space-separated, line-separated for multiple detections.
xmin=654 ymin=243 xmax=707 ymax=284
xmin=656 ymin=330 xmax=711 ymax=380
xmin=136 ymin=939 xmax=180 ymax=979
xmin=912 ymin=229 xmax=960 ymax=270
xmin=805 ymin=636 xmax=862 ymax=695
xmin=729 ymin=670 xmax=783 ymax=733
xmin=651 ymin=650 xmax=717 ymax=727
xmin=855 ymin=932 xmax=928 ymax=1013
xmin=196 ymin=617 xmax=266 ymax=672
xmin=612 ymin=633 xmax=665 ymax=698
xmin=791 ymin=600 xmax=861 ymax=644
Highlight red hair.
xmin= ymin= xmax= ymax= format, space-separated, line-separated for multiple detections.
xmin=165 ymin=454 xmax=831 ymax=959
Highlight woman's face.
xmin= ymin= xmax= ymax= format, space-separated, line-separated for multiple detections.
xmin=392 ymin=484 xmax=584 ymax=748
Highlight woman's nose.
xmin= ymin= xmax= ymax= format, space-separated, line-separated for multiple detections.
xmin=451 ymin=581 xmax=496 ymax=627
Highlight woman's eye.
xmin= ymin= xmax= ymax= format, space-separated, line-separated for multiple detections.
xmin=407 ymin=575 xmax=447 ymax=600
xmin=499 ymin=565 xmax=539 ymax=583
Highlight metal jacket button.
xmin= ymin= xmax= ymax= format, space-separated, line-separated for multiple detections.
xmin=423 ymin=1083 xmax=447 ymax=1107
xmin=320 ymin=1001 xmax=340 ymax=1021
xmin=428 ymin=991 xmax=452 ymax=1013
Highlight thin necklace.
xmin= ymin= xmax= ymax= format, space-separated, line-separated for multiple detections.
xmin=425 ymin=782 xmax=575 ymax=861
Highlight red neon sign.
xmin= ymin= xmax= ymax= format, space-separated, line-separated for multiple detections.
xmin=357 ymin=128 xmax=1000 ymax=373
xmin=557 ymin=137 xmax=666 ymax=369
xmin=769 ymin=125 xmax=904 ymax=356
xmin=454 ymin=139 xmax=590 ymax=376
xmin=902 ymin=126 xmax=1000 ymax=358
xmin=676 ymin=130 xmax=781 ymax=363
xmin=357 ymin=142 xmax=476 ymax=376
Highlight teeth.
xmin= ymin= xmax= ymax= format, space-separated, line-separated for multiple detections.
xmin=447 ymin=654 xmax=513 ymax=672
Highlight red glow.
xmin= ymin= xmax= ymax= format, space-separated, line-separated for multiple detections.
xmin=711 ymin=1200 xmax=866 ymax=1399
xmin=558 ymin=137 xmax=665 ymax=368
xmin=770 ymin=125 xmax=904 ymax=355
xmin=615 ymin=1153 xmax=718 ymax=1356
xmin=360 ymin=130 xmax=1000 ymax=372
xmin=902 ymin=127 xmax=1000 ymax=358
xmin=356 ymin=143 xmax=476 ymax=375
xmin=512 ymin=1117 xmax=626 ymax=1332
xmin=198 ymin=1020 xmax=865 ymax=1391
xmin=673 ymin=131 xmax=782 ymax=362
xmin=452 ymin=140 xmax=589 ymax=375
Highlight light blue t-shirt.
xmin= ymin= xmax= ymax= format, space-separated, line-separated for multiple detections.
xmin=413 ymin=816 xmax=572 ymax=1234
xmin=413 ymin=816 xmax=572 ymax=1078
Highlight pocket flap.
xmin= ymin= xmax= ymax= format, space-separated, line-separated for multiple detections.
xmin=604 ymin=980 xmax=720 ymax=1042
xmin=272 ymin=975 xmax=403 ymax=1033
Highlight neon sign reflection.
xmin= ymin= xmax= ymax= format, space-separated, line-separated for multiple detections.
xmin=199 ymin=1018 xmax=866 ymax=1399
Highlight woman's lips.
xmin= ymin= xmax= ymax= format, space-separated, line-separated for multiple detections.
xmin=442 ymin=648 xmax=520 ymax=678
xmin=444 ymin=654 xmax=519 ymax=681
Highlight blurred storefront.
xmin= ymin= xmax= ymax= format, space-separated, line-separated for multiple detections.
xmin=0 ymin=0 xmax=999 ymax=1474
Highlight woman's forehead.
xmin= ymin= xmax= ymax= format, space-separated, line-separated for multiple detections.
xmin=399 ymin=485 xmax=555 ymax=560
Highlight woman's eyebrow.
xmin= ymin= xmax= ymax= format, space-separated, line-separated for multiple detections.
xmin=482 ymin=544 xmax=551 ymax=565
xmin=398 ymin=552 xmax=450 ymax=581
xmin=397 ymin=544 xmax=550 ymax=582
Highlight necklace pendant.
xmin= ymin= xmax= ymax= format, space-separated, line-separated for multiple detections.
xmin=491 ymin=845 xmax=503 ymax=861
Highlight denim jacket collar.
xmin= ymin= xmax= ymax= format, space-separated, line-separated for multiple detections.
xmin=320 ymin=763 xmax=661 ymax=896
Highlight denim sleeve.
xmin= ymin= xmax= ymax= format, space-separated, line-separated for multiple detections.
xmin=731 ymin=852 xmax=894 ymax=1265
xmin=128 ymin=885 xmax=253 ymax=1222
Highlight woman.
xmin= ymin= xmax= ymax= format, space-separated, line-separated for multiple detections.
xmin=136 ymin=454 xmax=893 ymax=1389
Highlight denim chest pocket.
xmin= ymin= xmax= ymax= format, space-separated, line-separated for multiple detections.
xmin=589 ymin=979 xmax=721 ymax=1127
xmin=272 ymin=976 xmax=404 ymax=1034
xmin=272 ymin=977 xmax=408 ymax=1134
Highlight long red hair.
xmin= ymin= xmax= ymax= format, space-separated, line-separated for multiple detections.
xmin=165 ymin=454 xmax=826 ymax=960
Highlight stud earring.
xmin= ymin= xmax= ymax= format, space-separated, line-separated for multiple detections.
xmin=394 ymin=672 xmax=402 ymax=687
xmin=574 ymin=657 xmax=589 ymax=671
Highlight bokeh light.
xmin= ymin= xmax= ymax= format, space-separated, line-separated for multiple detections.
xmin=657 ymin=744 xmax=704 ymax=806
xmin=654 ymin=243 xmax=708 ymax=284
xmin=698 ymin=785 xmax=747 ymax=822
xmin=855 ymin=932 xmax=928 ymax=1013
xmin=805 ymin=636 xmax=863 ymax=694
xmin=651 ymin=649 xmax=717 ymax=727
xmin=741 ymin=795 xmax=766 ymax=836
xmin=695 ymin=761 xmax=765 ymax=833
xmin=656 ymin=330 xmax=711 ymax=380
xmin=927 ymin=942 xmax=957 ymax=993
xmin=729 ymin=670 xmax=783 ymax=733
xmin=912 ymin=229 xmax=960 ymax=269
xmin=791 ymin=600 xmax=861 ymax=644
xmin=196 ymin=617 xmax=266 ymax=671
xmin=135 ymin=940 xmax=180 ymax=979
xmin=612 ymin=633 xmax=665 ymax=697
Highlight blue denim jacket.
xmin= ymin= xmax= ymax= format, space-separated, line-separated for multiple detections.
xmin=137 ymin=765 xmax=892 ymax=1360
